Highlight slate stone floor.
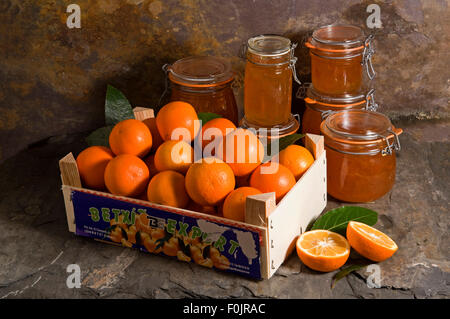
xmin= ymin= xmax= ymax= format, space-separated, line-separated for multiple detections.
xmin=0 ymin=118 xmax=448 ymax=299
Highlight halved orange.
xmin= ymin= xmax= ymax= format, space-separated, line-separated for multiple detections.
xmin=296 ymin=230 xmax=350 ymax=272
xmin=347 ymin=221 xmax=398 ymax=262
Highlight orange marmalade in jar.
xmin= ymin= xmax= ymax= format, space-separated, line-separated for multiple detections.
xmin=306 ymin=25 xmax=375 ymax=95
xmin=242 ymin=35 xmax=300 ymax=134
xmin=320 ymin=110 xmax=402 ymax=203
xmin=166 ymin=56 xmax=238 ymax=124
xmin=301 ymin=87 xmax=378 ymax=135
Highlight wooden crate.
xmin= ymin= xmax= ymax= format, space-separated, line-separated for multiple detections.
xmin=59 ymin=109 xmax=326 ymax=280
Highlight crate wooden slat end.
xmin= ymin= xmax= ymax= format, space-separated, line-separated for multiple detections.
xmin=59 ymin=152 xmax=81 ymax=188
xmin=305 ymin=133 xmax=324 ymax=159
xmin=133 ymin=107 xmax=155 ymax=121
xmin=246 ymin=192 xmax=276 ymax=280
xmin=245 ymin=192 xmax=276 ymax=227
xmin=59 ymin=152 xmax=79 ymax=233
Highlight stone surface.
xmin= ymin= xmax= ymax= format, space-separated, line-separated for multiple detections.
xmin=0 ymin=0 xmax=449 ymax=162
xmin=0 ymin=119 xmax=448 ymax=299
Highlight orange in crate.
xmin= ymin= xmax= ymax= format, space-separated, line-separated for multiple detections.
xmin=185 ymin=158 xmax=235 ymax=207
xmin=109 ymin=119 xmax=152 ymax=158
xmin=217 ymin=128 xmax=264 ymax=177
xmin=147 ymin=171 xmax=189 ymax=209
xmin=104 ymin=154 xmax=150 ymax=197
xmin=223 ymin=187 xmax=262 ymax=222
xmin=153 ymin=140 xmax=193 ymax=174
xmin=279 ymin=145 xmax=314 ymax=181
xmin=250 ymin=162 xmax=296 ymax=202
xmin=76 ymin=146 xmax=114 ymax=190
xmin=200 ymin=117 xmax=236 ymax=154
xmin=156 ymin=101 xmax=199 ymax=142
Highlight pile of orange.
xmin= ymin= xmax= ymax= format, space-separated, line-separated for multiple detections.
xmin=76 ymin=101 xmax=316 ymax=223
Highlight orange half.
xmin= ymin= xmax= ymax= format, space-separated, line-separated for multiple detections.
xmin=296 ymin=230 xmax=350 ymax=272
xmin=347 ymin=221 xmax=398 ymax=262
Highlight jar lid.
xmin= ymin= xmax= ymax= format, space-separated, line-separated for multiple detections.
xmin=312 ymin=24 xmax=365 ymax=48
xmin=247 ymin=35 xmax=291 ymax=57
xmin=321 ymin=110 xmax=393 ymax=142
xmin=306 ymin=86 xmax=366 ymax=105
xmin=168 ymin=56 xmax=234 ymax=87
xmin=240 ymin=114 xmax=300 ymax=138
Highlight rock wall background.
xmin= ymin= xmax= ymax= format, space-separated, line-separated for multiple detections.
xmin=0 ymin=0 xmax=448 ymax=162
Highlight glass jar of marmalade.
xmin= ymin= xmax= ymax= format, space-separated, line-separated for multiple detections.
xmin=165 ymin=56 xmax=238 ymax=124
xmin=306 ymin=25 xmax=375 ymax=95
xmin=300 ymin=86 xmax=378 ymax=135
xmin=241 ymin=35 xmax=300 ymax=136
xmin=320 ymin=110 xmax=402 ymax=203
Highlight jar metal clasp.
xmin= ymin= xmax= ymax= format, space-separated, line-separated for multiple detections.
xmin=289 ymin=43 xmax=302 ymax=85
xmin=380 ymin=129 xmax=402 ymax=156
xmin=158 ymin=63 xmax=171 ymax=107
xmin=362 ymin=34 xmax=376 ymax=80
xmin=238 ymin=42 xmax=248 ymax=60
xmin=365 ymin=88 xmax=379 ymax=111
xmin=241 ymin=40 xmax=302 ymax=85
xmin=295 ymin=82 xmax=311 ymax=99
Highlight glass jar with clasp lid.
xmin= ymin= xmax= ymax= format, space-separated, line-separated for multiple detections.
xmin=163 ymin=56 xmax=239 ymax=125
xmin=299 ymin=86 xmax=378 ymax=135
xmin=320 ymin=110 xmax=403 ymax=203
xmin=241 ymin=34 xmax=301 ymax=138
xmin=306 ymin=24 xmax=375 ymax=95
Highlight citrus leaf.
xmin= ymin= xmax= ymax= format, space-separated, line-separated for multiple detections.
xmin=120 ymin=228 xmax=128 ymax=241
xmin=203 ymin=245 xmax=211 ymax=259
xmin=332 ymin=264 xmax=367 ymax=289
xmin=105 ymin=225 xmax=118 ymax=233
xmin=263 ymin=133 xmax=305 ymax=162
xmin=155 ymin=230 xmax=172 ymax=250
xmin=178 ymin=238 xmax=191 ymax=257
xmin=85 ymin=125 xmax=114 ymax=147
xmin=135 ymin=231 xmax=142 ymax=246
xmin=311 ymin=206 xmax=378 ymax=236
xmin=105 ymin=85 xmax=134 ymax=125
xmin=155 ymin=239 xmax=165 ymax=251
xmin=183 ymin=244 xmax=191 ymax=257
xmin=197 ymin=112 xmax=222 ymax=125
xmin=278 ymin=133 xmax=304 ymax=151
xmin=103 ymin=225 xmax=117 ymax=238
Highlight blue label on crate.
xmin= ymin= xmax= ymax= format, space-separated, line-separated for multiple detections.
xmin=71 ymin=190 xmax=262 ymax=279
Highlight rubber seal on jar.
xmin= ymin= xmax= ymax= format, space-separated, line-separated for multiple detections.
xmin=309 ymin=50 xmax=363 ymax=60
xmin=323 ymin=128 xmax=402 ymax=156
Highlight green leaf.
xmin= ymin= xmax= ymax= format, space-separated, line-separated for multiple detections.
xmin=178 ymin=238 xmax=191 ymax=257
xmin=155 ymin=239 xmax=165 ymax=251
xmin=135 ymin=231 xmax=142 ymax=246
xmin=120 ymin=228 xmax=128 ymax=241
xmin=85 ymin=125 xmax=114 ymax=147
xmin=103 ymin=225 xmax=117 ymax=238
xmin=155 ymin=230 xmax=172 ymax=250
xmin=332 ymin=264 xmax=367 ymax=289
xmin=311 ymin=206 xmax=378 ymax=236
xmin=104 ymin=225 xmax=114 ymax=233
xmin=278 ymin=133 xmax=304 ymax=152
xmin=105 ymin=85 xmax=134 ymax=125
xmin=197 ymin=112 xmax=222 ymax=125
xmin=203 ymin=245 xmax=211 ymax=259
xmin=263 ymin=133 xmax=305 ymax=162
